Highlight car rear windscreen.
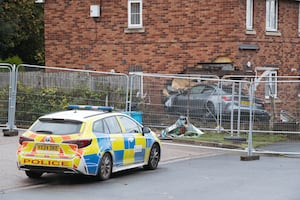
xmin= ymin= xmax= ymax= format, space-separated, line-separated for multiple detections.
xmin=30 ymin=119 xmax=82 ymax=135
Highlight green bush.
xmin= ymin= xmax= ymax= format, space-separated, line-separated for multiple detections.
xmin=0 ymin=85 xmax=9 ymax=124
xmin=0 ymin=56 xmax=26 ymax=72
xmin=13 ymin=83 xmax=127 ymax=127
xmin=0 ymin=56 xmax=22 ymax=65
xmin=16 ymin=84 xmax=69 ymax=126
xmin=0 ymin=81 xmax=128 ymax=127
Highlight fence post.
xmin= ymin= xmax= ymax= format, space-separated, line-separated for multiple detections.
xmin=248 ymin=81 xmax=254 ymax=156
xmin=128 ymin=73 xmax=134 ymax=112
xmin=0 ymin=64 xmax=11 ymax=128
xmin=241 ymin=80 xmax=259 ymax=161
xmin=2 ymin=64 xmax=18 ymax=136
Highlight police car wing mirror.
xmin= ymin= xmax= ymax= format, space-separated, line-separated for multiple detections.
xmin=142 ymin=127 xmax=151 ymax=135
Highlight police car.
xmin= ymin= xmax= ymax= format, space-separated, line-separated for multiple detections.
xmin=17 ymin=105 xmax=161 ymax=180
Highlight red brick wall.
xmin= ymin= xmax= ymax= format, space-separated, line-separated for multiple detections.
xmin=44 ymin=0 xmax=300 ymax=76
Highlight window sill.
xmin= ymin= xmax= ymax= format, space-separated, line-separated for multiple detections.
xmin=124 ymin=27 xmax=145 ymax=33
xmin=245 ymin=30 xmax=256 ymax=35
xmin=265 ymin=31 xmax=281 ymax=36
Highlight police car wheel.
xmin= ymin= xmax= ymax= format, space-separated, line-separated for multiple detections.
xmin=25 ymin=171 xmax=43 ymax=179
xmin=144 ymin=143 xmax=160 ymax=170
xmin=98 ymin=153 xmax=112 ymax=181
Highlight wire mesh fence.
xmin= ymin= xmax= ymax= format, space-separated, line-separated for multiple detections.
xmin=0 ymin=64 xmax=12 ymax=126
xmin=259 ymin=78 xmax=300 ymax=131
xmin=1 ymin=63 xmax=300 ymax=155
xmin=14 ymin=64 xmax=129 ymax=127
xmin=129 ymin=73 xmax=266 ymax=130
xmin=129 ymin=72 xmax=300 ymax=155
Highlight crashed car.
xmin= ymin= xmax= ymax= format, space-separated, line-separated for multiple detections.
xmin=17 ymin=105 xmax=161 ymax=180
xmin=164 ymin=83 xmax=270 ymax=122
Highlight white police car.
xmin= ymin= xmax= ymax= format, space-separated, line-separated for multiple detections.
xmin=17 ymin=105 xmax=161 ymax=180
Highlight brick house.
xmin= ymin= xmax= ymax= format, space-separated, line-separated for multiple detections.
xmin=42 ymin=0 xmax=300 ymax=118
xmin=43 ymin=0 xmax=300 ymax=74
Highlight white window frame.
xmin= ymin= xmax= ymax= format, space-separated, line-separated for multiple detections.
xmin=265 ymin=71 xmax=277 ymax=99
xmin=246 ymin=0 xmax=253 ymax=30
xmin=266 ymin=0 xmax=278 ymax=32
xmin=128 ymin=0 xmax=143 ymax=29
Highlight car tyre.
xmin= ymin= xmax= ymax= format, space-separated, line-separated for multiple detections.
xmin=25 ymin=171 xmax=43 ymax=179
xmin=97 ymin=153 xmax=112 ymax=181
xmin=144 ymin=143 xmax=160 ymax=170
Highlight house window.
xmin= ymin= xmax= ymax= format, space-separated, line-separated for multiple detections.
xmin=265 ymin=71 xmax=277 ymax=99
xmin=266 ymin=0 xmax=278 ymax=32
xmin=128 ymin=0 xmax=143 ymax=29
xmin=246 ymin=0 xmax=253 ymax=30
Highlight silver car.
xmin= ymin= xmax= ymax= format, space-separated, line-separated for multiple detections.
xmin=164 ymin=83 xmax=270 ymax=122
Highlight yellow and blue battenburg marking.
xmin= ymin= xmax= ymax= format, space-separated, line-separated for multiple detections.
xmin=18 ymin=129 xmax=158 ymax=176
xmin=17 ymin=107 xmax=161 ymax=177
xmin=81 ymin=133 xmax=157 ymax=175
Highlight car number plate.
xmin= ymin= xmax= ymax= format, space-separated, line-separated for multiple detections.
xmin=241 ymin=101 xmax=250 ymax=106
xmin=36 ymin=144 xmax=59 ymax=152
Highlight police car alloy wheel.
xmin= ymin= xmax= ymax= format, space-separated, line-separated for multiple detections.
xmin=98 ymin=153 xmax=112 ymax=181
xmin=144 ymin=143 xmax=160 ymax=170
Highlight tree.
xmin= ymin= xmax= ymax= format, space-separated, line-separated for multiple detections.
xmin=0 ymin=0 xmax=44 ymax=65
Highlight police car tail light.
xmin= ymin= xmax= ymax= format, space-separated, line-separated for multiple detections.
xmin=19 ymin=136 xmax=34 ymax=145
xmin=63 ymin=139 xmax=92 ymax=148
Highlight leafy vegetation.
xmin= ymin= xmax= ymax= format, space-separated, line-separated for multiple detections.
xmin=0 ymin=0 xmax=44 ymax=65
xmin=0 ymin=85 xmax=9 ymax=124
xmin=0 ymin=82 xmax=127 ymax=127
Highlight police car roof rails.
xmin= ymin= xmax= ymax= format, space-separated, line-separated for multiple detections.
xmin=67 ymin=105 xmax=114 ymax=112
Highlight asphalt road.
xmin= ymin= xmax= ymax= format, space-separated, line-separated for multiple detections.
xmin=0 ymin=130 xmax=224 ymax=192
xmin=1 ymin=154 xmax=300 ymax=200
xmin=1 ymin=130 xmax=300 ymax=200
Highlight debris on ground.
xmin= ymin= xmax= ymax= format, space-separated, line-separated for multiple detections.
xmin=160 ymin=116 xmax=204 ymax=139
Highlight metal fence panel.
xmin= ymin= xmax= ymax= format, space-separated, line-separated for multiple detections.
xmin=129 ymin=73 xmax=259 ymax=130
xmin=0 ymin=64 xmax=12 ymax=127
xmin=129 ymin=73 xmax=300 ymax=155
xmin=2 ymin=63 xmax=300 ymax=155
xmin=253 ymin=77 xmax=300 ymax=154
xmin=15 ymin=64 xmax=129 ymax=127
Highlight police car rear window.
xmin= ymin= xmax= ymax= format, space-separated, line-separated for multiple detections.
xmin=30 ymin=119 xmax=82 ymax=135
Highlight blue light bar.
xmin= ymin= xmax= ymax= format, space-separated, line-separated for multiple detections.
xmin=67 ymin=105 xmax=113 ymax=112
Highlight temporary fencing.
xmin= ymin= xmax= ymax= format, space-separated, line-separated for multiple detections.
xmin=1 ymin=63 xmax=300 ymax=155
xmin=0 ymin=63 xmax=13 ymax=128
xmin=14 ymin=64 xmax=129 ymax=127
xmin=128 ymin=72 xmax=300 ymax=156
